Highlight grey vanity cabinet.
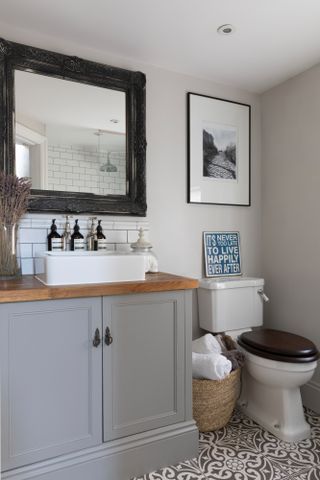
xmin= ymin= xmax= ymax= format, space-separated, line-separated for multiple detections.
xmin=0 ymin=297 xmax=103 ymax=471
xmin=103 ymin=291 xmax=185 ymax=440
xmin=0 ymin=289 xmax=197 ymax=479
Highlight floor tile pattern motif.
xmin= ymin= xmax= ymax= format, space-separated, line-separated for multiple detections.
xmin=132 ymin=408 xmax=320 ymax=480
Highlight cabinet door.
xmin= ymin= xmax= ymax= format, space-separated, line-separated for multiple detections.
xmin=103 ymin=291 xmax=185 ymax=441
xmin=0 ymin=297 xmax=102 ymax=471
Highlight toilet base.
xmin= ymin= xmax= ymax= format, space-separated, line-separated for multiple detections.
xmin=238 ymin=369 xmax=310 ymax=443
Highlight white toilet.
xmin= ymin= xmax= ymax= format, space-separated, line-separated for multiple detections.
xmin=198 ymin=276 xmax=319 ymax=442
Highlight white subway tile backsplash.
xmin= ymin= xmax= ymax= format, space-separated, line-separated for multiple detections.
xmin=19 ymin=228 xmax=47 ymax=244
xmin=97 ymin=220 xmax=113 ymax=230
xmin=33 ymin=243 xmax=47 ymax=257
xmin=19 ymin=218 xmax=32 ymax=228
xmin=115 ymin=243 xmax=132 ymax=252
xmin=20 ymin=244 xmax=33 ymax=258
xmin=104 ymin=230 xmax=127 ymax=243
xmin=137 ymin=221 xmax=149 ymax=230
xmin=31 ymin=215 xmax=54 ymax=229
xmin=21 ymin=258 xmax=34 ymax=275
xmin=34 ymin=257 xmax=45 ymax=275
xmin=17 ymin=214 xmax=149 ymax=275
xmin=112 ymin=221 xmax=140 ymax=231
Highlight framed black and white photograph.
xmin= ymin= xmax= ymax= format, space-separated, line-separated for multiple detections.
xmin=188 ymin=93 xmax=251 ymax=206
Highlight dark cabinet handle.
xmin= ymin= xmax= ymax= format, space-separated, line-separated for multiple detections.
xmin=105 ymin=327 xmax=113 ymax=346
xmin=93 ymin=328 xmax=101 ymax=347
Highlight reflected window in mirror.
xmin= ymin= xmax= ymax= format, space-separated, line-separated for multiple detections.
xmin=15 ymin=144 xmax=30 ymax=178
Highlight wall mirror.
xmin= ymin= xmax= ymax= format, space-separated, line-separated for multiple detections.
xmin=0 ymin=38 xmax=146 ymax=215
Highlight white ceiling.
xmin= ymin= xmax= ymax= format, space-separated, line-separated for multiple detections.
xmin=15 ymin=70 xmax=126 ymax=148
xmin=15 ymin=70 xmax=126 ymax=133
xmin=2 ymin=0 xmax=320 ymax=93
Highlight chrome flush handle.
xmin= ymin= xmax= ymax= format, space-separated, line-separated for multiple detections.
xmin=258 ymin=289 xmax=269 ymax=303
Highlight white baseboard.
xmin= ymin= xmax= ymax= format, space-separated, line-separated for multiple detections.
xmin=301 ymin=381 xmax=320 ymax=414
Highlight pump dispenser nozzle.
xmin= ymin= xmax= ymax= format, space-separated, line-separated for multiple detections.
xmin=96 ymin=220 xmax=107 ymax=250
xmin=47 ymin=219 xmax=62 ymax=251
xmin=70 ymin=219 xmax=84 ymax=251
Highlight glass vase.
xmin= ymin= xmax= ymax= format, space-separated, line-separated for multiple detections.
xmin=0 ymin=223 xmax=20 ymax=279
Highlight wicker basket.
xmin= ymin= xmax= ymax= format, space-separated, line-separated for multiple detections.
xmin=192 ymin=368 xmax=241 ymax=432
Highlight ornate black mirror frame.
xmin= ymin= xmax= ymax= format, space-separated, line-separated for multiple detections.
xmin=0 ymin=38 xmax=146 ymax=216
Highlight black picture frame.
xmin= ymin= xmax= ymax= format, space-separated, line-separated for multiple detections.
xmin=0 ymin=37 xmax=147 ymax=216
xmin=187 ymin=92 xmax=251 ymax=206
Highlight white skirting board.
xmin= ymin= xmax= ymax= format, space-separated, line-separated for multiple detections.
xmin=1 ymin=421 xmax=199 ymax=480
xmin=301 ymin=381 xmax=320 ymax=414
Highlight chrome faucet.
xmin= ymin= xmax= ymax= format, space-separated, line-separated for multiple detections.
xmin=61 ymin=215 xmax=73 ymax=251
xmin=87 ymin=217 xmax=97 ymax=251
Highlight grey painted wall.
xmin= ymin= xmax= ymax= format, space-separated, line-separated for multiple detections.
xmin=3 ymin=20 xmax=320 ymax=409
xmin=2 ymin=25 xmax=262 ymax=339
xmin=261 ymin=64 xmax=320 ymax=410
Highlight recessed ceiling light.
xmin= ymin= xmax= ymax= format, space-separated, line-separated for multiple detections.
xmin=217 ymin=24 xmax=235 ymax=35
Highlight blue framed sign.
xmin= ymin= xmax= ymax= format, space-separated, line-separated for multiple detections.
xmin=203 ymin=231 xmax=241 ymax=277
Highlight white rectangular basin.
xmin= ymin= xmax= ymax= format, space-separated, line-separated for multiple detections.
xmin=37 ymin=251 xmax=146 ymax=286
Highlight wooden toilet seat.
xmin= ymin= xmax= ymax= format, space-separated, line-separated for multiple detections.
xmin=238 ymin=328 xmax=319 ymax=363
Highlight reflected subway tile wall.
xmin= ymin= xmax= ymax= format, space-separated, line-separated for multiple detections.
xmin=47 ymin=145 xmax=126 ymax=195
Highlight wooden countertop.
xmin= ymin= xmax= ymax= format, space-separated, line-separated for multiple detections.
xmin=0 ymin=272 xmax=199 ymax=304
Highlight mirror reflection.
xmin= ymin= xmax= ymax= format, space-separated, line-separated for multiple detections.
xmin=15 ymin=70 xmax=127 ymax=196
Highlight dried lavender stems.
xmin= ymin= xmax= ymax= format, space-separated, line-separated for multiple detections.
xmin=0 ymin=173 xmax=31 ymax=277
xmin=0 ymin=173 xmax=31 ymax=224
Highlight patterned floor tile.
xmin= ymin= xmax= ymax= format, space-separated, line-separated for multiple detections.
xmin=131 ymin=408 xmax=320 ymax=480
xmin=133 ymin=458 xmax=205 ymax=480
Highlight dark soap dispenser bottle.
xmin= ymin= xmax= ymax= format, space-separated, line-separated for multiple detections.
xmin=71 ymin=219 xmax=85 ymax=251
xmin=47 ymin=219 xmax=62 ymax=251
xmin=96 ymin=220 xmax=107 ymax=250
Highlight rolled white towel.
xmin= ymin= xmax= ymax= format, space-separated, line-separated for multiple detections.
xmin=192 ymin=333 xmax=222 ymax=354
xmin=192 ymin=352 xmax=232 ymax=381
